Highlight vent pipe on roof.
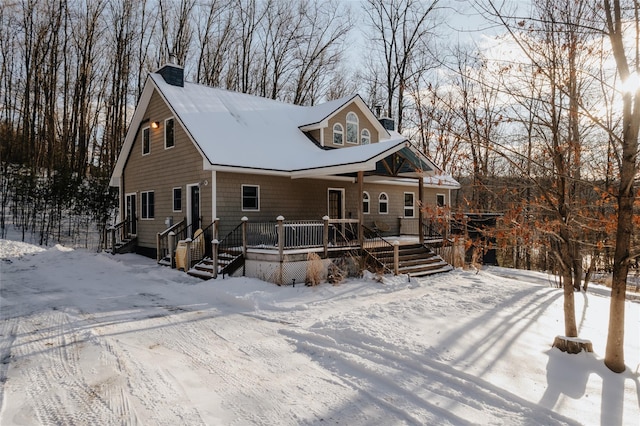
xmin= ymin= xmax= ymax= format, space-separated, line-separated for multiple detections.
xmin=157 ymin=54 xmax=184 ymax=87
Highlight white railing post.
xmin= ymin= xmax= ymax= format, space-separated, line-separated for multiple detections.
xmin=241 ymin=216 xmax=248 ymax=257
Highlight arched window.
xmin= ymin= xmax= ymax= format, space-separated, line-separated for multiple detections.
xmin=378 ymin=192 xmax=389 ymax=214
xmin=361 ymin=129 xmax=370 ymax=145
xmin=346 ymin=112 xmax=358 ymax=144
xmin=333 ymin=123 xmax=344 ymax=145
xmin=363 ymin=191 xmax=370 ymax=214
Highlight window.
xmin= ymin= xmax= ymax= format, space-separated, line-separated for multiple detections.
xmin=436 ymin=194 xmax=446 ymax=207
xmin=173 ymin=187 xmax=182 ymax=212
xmin=361 ymin=129 xmax=370 ymax=145
xmin=363 ymin=191 xmax=370 ymax=214
xmin=378 ymin=192 xmax=389 ymax=214
xmin=242 ymin=185 xmax=259 ymax=211
xmin=346 ymin=112 xmax=358 ymax=144
xmin=333 ymin=123 xmax=344 ymax=145
xmin=141 ymin=191 xmax=154 ymax=219
xmin=165 ymin=117 xmax=175 ymax=149
xmin=142 ymin=127 xmax=150 ymax=155
xmin=404 ymin=192 xmax=415 ymax=217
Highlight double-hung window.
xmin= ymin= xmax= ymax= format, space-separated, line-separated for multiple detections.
xmin=173 ymin=187 xmax=182 ymax=212
xmin=436 ymin=194 xmax=446 ymax=207
xmin=141 ymin=191 xmax=154 ymax=219
xmin=242 ymin=185 xmax=259 ymax=211
xmin=404 ymin=192 xmax=415 ymax=217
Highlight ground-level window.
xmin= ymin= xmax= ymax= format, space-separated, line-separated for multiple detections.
xmin=404 ymin=192 xmax=415 ymax=217
xmin=165 ymin=117 xmax=175 ymax=149
xmin=142 ymin=127 xmax=150 ymax=155
xmin=141 ymin=191 xmax=154 ymax=219
xmin=173 ymin=187 xmax=182 ymax=212
xmin=242 ymin=184 xmax=260 ymax=211
xmin=363 ymin=191 xmax=370 ymax=214
xmin=436 ymin=193 xmax=445 ymax=207
xmin=333 ymin=123 xmax=344 ymax=145
xmin=379 ymin=192 xmax=389 ymax=214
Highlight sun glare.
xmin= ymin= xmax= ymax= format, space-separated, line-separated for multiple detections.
xmin=620 ymin=72 xmax=640 ymax=94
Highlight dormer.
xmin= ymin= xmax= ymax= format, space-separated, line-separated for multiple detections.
xmin=299 ymin=95 xmax=391 ymax=148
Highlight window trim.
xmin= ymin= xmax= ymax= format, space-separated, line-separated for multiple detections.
xmin=164 ymin=117 xmax=175 ymax=149
xmin=362 ymin=191 xmax=370 ymax=215
xmin=241 ymin=184 xmax=260 ymax=212
xmin=346 ymin=112 xmax=359 ymax=144
xmin=404 ymin=192 xmax=415 ymax=218
xmin=141 ymin=190 xmax=155 ymax=220
xmin=436 ymin=193 xmax=446 ymax=207
xmin=142 ymin=126 xmax=150 ymax=155
xmin=172 ymin=187 xmax=182 ymax=212
xmin=333 ymin=123 xmax=344 ymax=145
xmin=378 ymin=192 xmax=389 ymax=215
xmin=361 ymin=128 xmax=370 ymax=145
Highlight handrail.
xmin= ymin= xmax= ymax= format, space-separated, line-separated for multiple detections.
xmin=156 ymin=218 xmax=186 ymax=263
xmin=191 ymin=221 xmax=215 ymax=264
xmin=159 ymin=218 xmax=185 ymax=237
xmin=361 ymin=224 xmax=395 ymax=274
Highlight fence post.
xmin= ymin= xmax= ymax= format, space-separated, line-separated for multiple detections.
xmin=211 ymin=239 xmax=219 ymax=279
xmin=393 ymin=240 xmax=400 ymax=275
xmin=168 ymin=231 xmax=176 ymax=268
xmin=111 ymin=227 xmax=116 ymax=255
xmin=241 ymin=216 xmax=248 ymax=257
xmin=277 ymin=215 xmax=285 ymax=285
xmin=214 ymin=217 xmax=220 ymax=240
xmin=322 ymin=215 xmax=329 ymax=258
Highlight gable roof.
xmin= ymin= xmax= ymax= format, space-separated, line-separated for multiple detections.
xmin=110 ymin=73 xmax=458 ymax=189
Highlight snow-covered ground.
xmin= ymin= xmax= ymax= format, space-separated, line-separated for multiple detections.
xmin=0 ymin=238 xmax=638 ymax=425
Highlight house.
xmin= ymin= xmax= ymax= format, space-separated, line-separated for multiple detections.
xmin=108 ymin=62 xmax=460 ymax=284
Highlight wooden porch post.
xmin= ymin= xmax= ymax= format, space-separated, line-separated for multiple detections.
xmin=211 ymin=238 xmax=219 ymax=279
xmin=357 ymin=171 xmax=365 ymax=270
xmin=322 ymin=215 xmax=329 ymax=258
xmin=418 ymin=176 xmax=424 ymax=244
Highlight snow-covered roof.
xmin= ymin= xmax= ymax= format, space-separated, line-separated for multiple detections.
xmin=110 ymin=72 xmax=459 ymax=188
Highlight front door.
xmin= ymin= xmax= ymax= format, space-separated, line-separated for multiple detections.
xmin=189 ymin=185 xmax=200 ymax=233
xmin=328 ymin=189 xmax=344 ymax=219
xmin=125 ymin=193 xmax=136 ymax=235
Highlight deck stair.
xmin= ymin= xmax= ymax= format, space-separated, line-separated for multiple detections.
xmin=106 ymin=237 xmax=137 ymax=254
xmin=187 ymin=247 xmax=244 ymax=280
xmin=367 ymin=243 xmax=452 ymax=277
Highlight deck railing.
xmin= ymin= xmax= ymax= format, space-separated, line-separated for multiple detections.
xmin=104 ymin=217 xmax=133 ymax=253
xmin=156 ymin=218 xmax=186 ymax=263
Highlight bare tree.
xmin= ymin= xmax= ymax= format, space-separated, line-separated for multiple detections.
xmin=602 ymin=0 xmax=639 ymax=373
xmin=362 ymin=0 xmax=440 ymax=132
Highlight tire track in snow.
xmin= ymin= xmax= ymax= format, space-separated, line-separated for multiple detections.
xmin=282 ymin=327 xmax=581 ymax=426
xmin=10 ymin=309 xmax=127 ymax=425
